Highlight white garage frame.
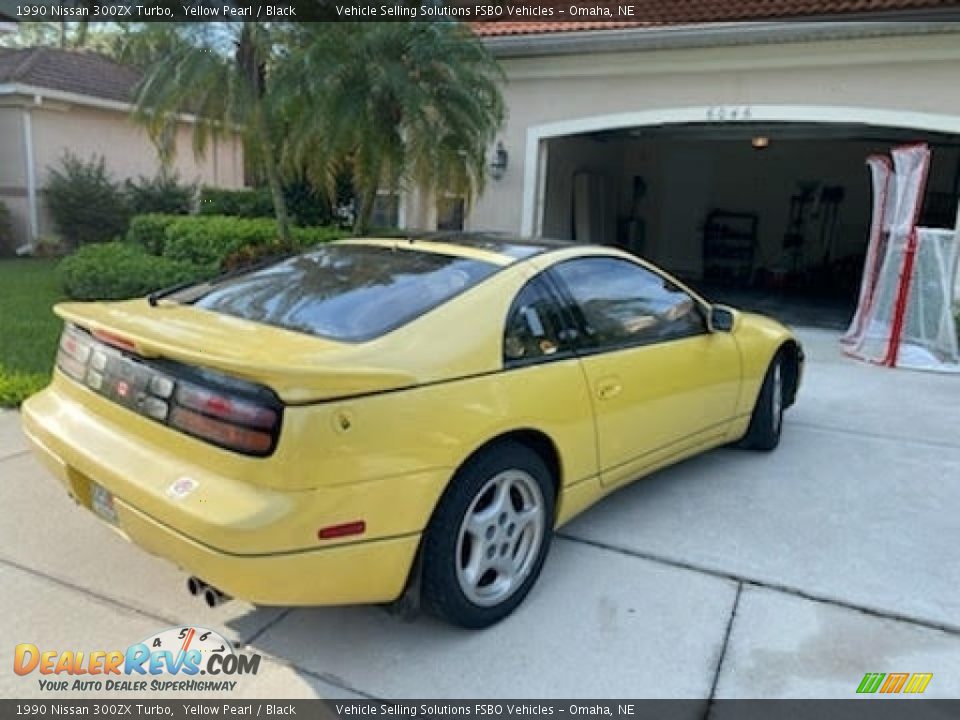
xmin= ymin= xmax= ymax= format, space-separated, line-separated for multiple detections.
xmin=520 ymin=104 xmax=960 ymax=237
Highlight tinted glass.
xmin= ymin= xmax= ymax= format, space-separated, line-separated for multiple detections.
xmin=503 ymin=278 xmax=572 ymax=365
xmin=417 ymin=233 xmax=565 ymax=260
xmin=552 ymin=257 xmax=706 ymax=351
xmin=191 ymin=245 xmax=498 ymax=342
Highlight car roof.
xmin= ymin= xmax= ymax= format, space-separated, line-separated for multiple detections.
xmin=346 ymin=232 xmax=577 ymax=264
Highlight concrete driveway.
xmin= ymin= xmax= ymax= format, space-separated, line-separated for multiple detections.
xmin=2 ymin=327 xmax=959 ymax=700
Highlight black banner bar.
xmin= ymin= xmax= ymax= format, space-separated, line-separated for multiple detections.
xmin=3 ymin=1 xmax=960 ymax=23
xmin=3 ymin=700 xmax=960 ymax=720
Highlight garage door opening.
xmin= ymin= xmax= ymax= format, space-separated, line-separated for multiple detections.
xmin=539 ymin=122 xmax=960 ymax=328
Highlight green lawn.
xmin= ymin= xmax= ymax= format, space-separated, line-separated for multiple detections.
xmin=0 ymin=259 xmax=64 ymax=407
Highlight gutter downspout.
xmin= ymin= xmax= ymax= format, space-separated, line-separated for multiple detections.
xmin=21 ymin=100 xmax=39 ymax=250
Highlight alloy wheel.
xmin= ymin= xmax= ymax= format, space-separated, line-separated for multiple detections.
xmin=454 ymin=469 xmax=545 ymax=607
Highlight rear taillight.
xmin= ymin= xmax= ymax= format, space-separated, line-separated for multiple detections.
xmin=55 ymin=324 xmax=282 ymax=456
xmin=56 ymin=325 xmax=93 ymax=381
xmin=174 ymin=382 xmax=278 ymax=429
xmin=169 ymin=407 xmax=275 ymax=455
xmin=168 ymin=381 xmax=279 ymax=455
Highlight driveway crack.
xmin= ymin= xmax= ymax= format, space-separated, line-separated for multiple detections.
xmin=240 ymin=607 xmax=291 ymax=648
xmin=0 ymin=449 xmax=31 ymax=463
xmin=705 ymin=582 xmax=742 ymax=716
xmin=556 ymin=533 xmax=960 ymax=637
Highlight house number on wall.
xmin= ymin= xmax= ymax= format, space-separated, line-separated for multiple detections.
xmin=706 ymin=106 xmax=753 ymax=122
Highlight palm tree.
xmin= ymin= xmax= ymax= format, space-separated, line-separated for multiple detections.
xmin=280 ymin=22 xmax=505 ymax=235
xmin=131 ymin=22 xmax=293 ymax=242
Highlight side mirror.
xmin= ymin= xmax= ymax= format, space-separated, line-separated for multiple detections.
xmin=709 ymin=305 xmax=735 ymax=333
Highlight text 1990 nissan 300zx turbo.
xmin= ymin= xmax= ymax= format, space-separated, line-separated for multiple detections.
xmin=22 ymin=235 xmax=802 ymax=628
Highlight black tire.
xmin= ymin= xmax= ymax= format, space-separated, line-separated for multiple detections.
xmin=421 ymin=441 xmax=555 ymax=629
xmin=739 ymin=354 xmax=784 ymax=452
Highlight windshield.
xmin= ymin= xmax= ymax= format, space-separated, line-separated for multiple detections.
xmin=187 ymin=244 xmax=499 ymax=342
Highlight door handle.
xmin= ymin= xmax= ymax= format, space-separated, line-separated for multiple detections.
xmin=596 ymin=377 xmax=622 ymax=400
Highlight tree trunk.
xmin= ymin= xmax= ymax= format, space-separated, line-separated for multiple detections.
xmin=264 ymin=153 xmax=291 ymax=244
xmin=354 ymin=181 xmax=378 ymax=237
xmin=240 ymin=23 xmax=290 ymax=245
xmin=253 ymin=105 xmax=291 ymax=244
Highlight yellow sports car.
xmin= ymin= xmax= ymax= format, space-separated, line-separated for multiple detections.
xmin=22 ymin=235 xmax=802 ymax=628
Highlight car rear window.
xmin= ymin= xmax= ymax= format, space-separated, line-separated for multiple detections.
xmin=188 ymin=244 xmax=499 ymax=342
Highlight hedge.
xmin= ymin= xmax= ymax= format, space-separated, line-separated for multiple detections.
xmin=161 ymin=215 xmax=347 ymax=268
xmin=162 ymin=216 xmax=286 ymax=267
xmin=61 ymin=216 xmax=347 ymax=301
xmin=198 ymin=188 xmax=274 ymax=218
xmin=127 ymin=213 xmax=180 ymax=255
xmin=59 ymin=243 xmax=209 ymax=301
xmin=0 ymin=371 xmax=49 ymax=408
xmin=199 ymin=184 xmax=335 ymax=227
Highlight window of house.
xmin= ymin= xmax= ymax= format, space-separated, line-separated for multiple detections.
xmin=437 ymin=196 xmax=465 ymax=232
xmin=370 ymin=193 xmax=399 ymax=229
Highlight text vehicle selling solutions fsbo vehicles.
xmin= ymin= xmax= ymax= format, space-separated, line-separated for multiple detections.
xmin=22 ymin=234 xmax=802 ymax=628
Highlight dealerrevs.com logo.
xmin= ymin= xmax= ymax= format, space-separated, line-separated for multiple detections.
xmin=14 ymin=626 xmax=261 ymax=693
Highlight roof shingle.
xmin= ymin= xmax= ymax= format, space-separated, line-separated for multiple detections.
xmin=472 ymin=0 xmax=960 ymax=35
xmin=0 ymin=47 xmax=140 ymax=103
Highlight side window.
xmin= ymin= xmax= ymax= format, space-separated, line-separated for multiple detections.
xmin=503 ymin=278 xmax=571 ymax=366
xmin=551 ymin=257 xmax=706 ymax=352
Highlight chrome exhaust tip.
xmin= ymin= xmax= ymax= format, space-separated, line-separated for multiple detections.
xmin=187 ymin=576 xmax=206 ymax=597
xmin=203 ymin=586 xmax=230 ymax=608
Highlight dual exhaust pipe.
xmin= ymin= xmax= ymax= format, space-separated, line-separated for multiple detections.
xmin=187 ymin=576 xmax=231 ymax=608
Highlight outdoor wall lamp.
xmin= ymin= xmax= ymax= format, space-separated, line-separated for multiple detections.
xmin=489 ymin=141 xmax=508 ymax=180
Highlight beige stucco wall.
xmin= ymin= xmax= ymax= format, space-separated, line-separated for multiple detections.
xmin=459 ymin=31 xmax=960 ymax=240
xmin=0 ymin=93 xmax=244 ymax=246
xmin=29 ymin=102 xmax=244 ymax=191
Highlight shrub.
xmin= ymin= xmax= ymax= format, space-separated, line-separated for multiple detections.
xmin=200 ymin=183 xmax=335 ymax=226
xmin=293 ymin=225 xmax=349 ymax=246
xmin=284 ymin=179 xmax=334 ymax=227
xmin=162 ymin=215 xmax=349 ymax=269
xmin=127 ymin=213 xmax=180 ymax=255
xmin=0 ymin=201 xmax=13 ymax=257
xmin=125 ymin=170 xmax=196 ymax=215
xmin=199 ymin=187 xmax=274 ymax=218
xmin=221 ymin=241 xmax=298 ymax=272
xmin=0 ymin=370 xmax=48 ymax=408
xmin=32 ymin=236 xmax=67 ymax=258
xmin=162 ymin=215 xmax=282 ymax=268
xmin=45 ymin=153 xmax=130 ymax=248
xmin=59 ymin=243 xmax=208 ymax=301
xmin=219 ymin=225 xmax=348 ymax=269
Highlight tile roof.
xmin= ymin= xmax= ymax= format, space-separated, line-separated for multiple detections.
xmin=0 ymin=47 xmax=140 ymax=103
xmin=472 ymin=0 xmax=960 ymax=35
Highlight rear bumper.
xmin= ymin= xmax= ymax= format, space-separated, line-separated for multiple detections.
xmin=21 ymin=384 xmax=424 ymax=606
xmin=119 ymin=498 xmax=420 ymax=606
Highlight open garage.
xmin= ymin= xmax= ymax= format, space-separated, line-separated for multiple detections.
xmin=538 ymin=121 xmax=960 ymax=327
xmin=454 ymin=20 xmax=960 ymax=330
